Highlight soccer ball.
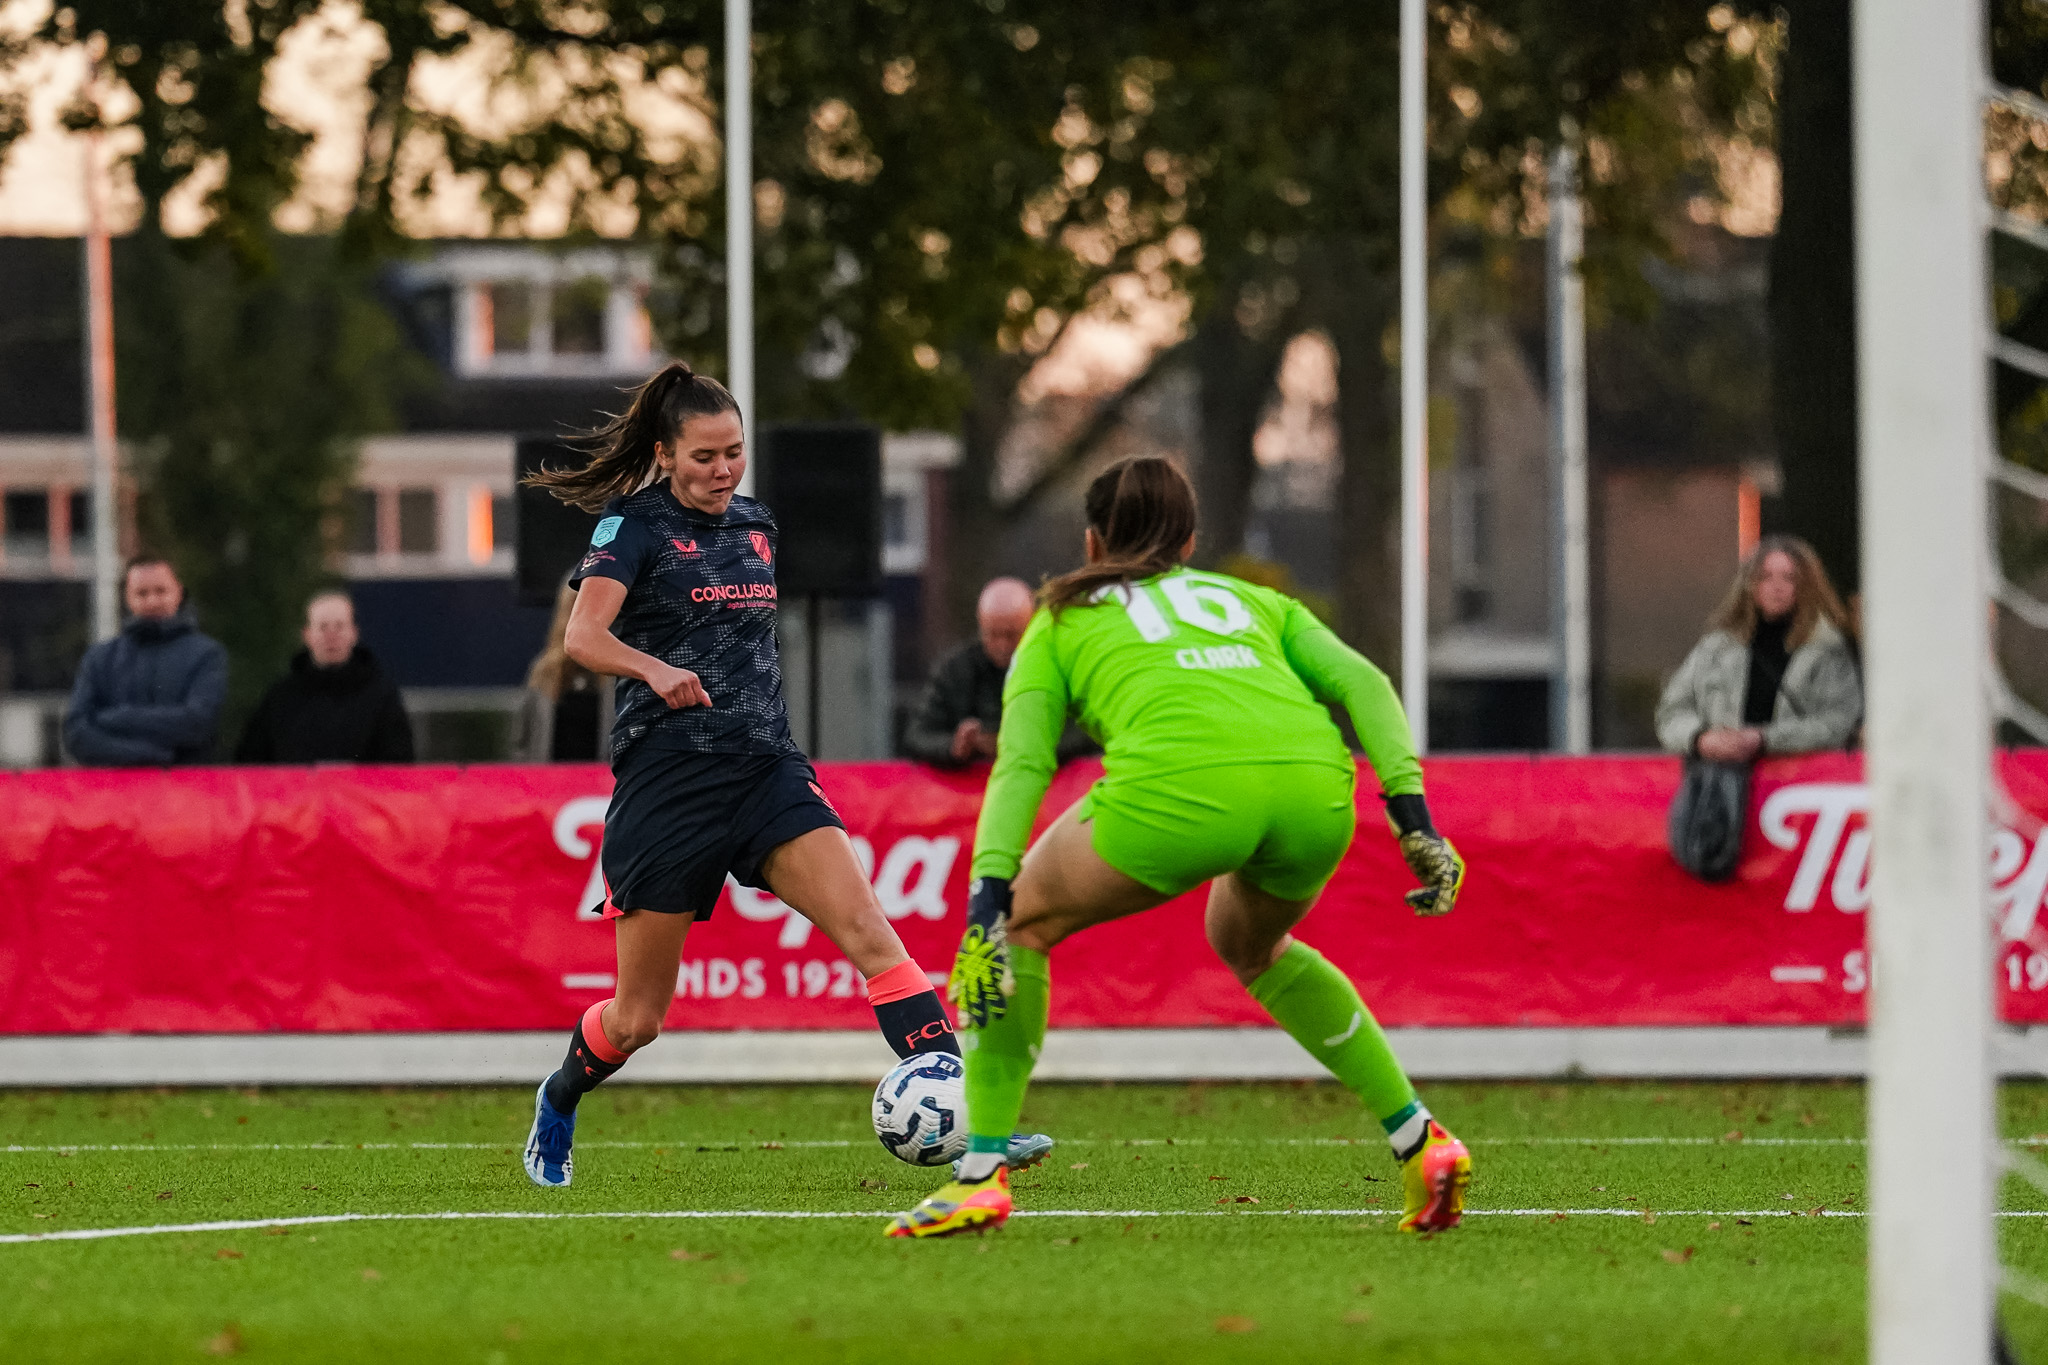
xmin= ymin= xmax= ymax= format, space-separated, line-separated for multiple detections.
xmin=871 ymin=1052 xmax=969 ymax=1166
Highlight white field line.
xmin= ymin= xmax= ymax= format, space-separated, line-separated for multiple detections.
xmin=8 ymin=1204 xmax=2013 ymax=1246
xmin=0 ymin=1134 xmax=1934 ymax=1154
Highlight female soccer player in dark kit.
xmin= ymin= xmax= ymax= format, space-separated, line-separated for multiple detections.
xmin=520 ymin=361 xmax=1047 ymax=1187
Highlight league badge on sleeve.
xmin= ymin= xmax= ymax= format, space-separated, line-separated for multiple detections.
xmin=591 ymin=515 xmax=623 ymax=547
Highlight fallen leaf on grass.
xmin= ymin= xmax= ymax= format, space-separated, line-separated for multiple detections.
xmin=32 ymin=1213 xmax=53 ymax=1220
xmin=214 ymin=1249 xmax=243 ymax=1261
xmin=859 ymin=1178 xmax=888 ymax=1192
xmin=301 ymin=1185 xmax=318 ymax=1192
xmin=1214 ymin=1316 xmax=1258 ymax=1334
xmin=360 ymin=1268 xmax=381 ymax=1281
xmin=203 ymin=1324 xmax=244 ymax=1357
xmin=1548 ymin=1212 xmax=1569 ymax=1224
xmin=715 ymin=1272 xmax=748 ymax=1285
xmin=1723 ymin=1130 xmax=1744 ymax=1143
xmin=758 ymin=1142 xmax=784 ymax=1150
xmin=1661 ymin=1247 xmax=1695 ymax=1265
xmin=1342 ymin=1310 xmax=1374 ymax=1325
xmin=1234 ymin=1195 xmax=1259 ymax=1204
xmin=264 ymin=1228 xmax=290 ymax=1237
xmin=1735 ymin=1218 xmax=1754 ymax=1226
xmin=1051 ymin=1236 xmax=1080 ymax=1246
xmin=1207 ymin=1175 xmax=1228 ymax=1182
xmin=155 ymin=1191 xmax=174 ymax=1200
xmin=669 ymin=1249 xmax=717 ymax=1261
xmin=1641 ymin=1211 xmax=1657 ymax=1225
xmin=1708 ymin=1221 xmax=1722 ymax=1231
xmin=1069 ymin=1162 xmax=1089 ymax=1170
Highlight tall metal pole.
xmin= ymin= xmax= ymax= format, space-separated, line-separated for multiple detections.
xmin=1398 ymin=0 xmax=1428 ymax=749
xmin=82 ymin=127 xmax=119 ymax=642
xmin=1857 ymin=0 xmax=1994 ymax=1360
xmin=1546 ymin=142 xmax=1590 ymax=754
xmin=725 ymin=0 xmax=755 ymax=494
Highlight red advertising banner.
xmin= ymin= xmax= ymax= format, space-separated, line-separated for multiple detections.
xmin=4 ymin=753 xmax=2047 ymax=1035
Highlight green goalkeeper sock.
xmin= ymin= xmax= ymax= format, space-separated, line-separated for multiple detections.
xmin=1247 ymin=940 xmax=1430 ymax=1158
xmin=962 ymin=944 xmax=1050 ymax=1167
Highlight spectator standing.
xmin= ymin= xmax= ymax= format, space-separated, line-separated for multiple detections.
xmin=517 ymin=583 xmax=614 ymax=761
xmin=904 ymin=577 xmax=1037 ymax=766
xmin=64 ymin=556 xmax=228 ymax=766
xmin=234 ymin=591 xmax=414 ymax=763
xmin=1656 ymin=535 xmax=1863 ymax=761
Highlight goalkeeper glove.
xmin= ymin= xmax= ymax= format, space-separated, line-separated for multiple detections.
xmin=1383 ymin=793 xmax=1466 ymax=917
xmin=949 ymin=876 xmax=1016 ymax=1027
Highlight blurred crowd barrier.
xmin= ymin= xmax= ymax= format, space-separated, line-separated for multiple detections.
xmin=4 ymin=753 xmax=2048 ymax=1036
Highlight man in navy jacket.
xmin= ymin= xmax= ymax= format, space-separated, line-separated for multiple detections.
xmin=63 ymin=557 xmax=228 ymax=766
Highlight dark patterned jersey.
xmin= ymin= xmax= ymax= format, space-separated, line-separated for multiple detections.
xmin=569 ymin=487 xmax=796 ymax=763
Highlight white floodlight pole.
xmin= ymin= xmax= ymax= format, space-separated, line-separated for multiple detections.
xmin=1398 ymin=0 xmax=1428 ymax=749
xmin=726 ymin=0 xmax=755 ymax=493
xmin=82 ymin=127 xmax=119 ymax=642
xmin=1546 ymin=142 xmax=1590 ymax=754
xmin=1858 ymin=0 xmax=1994 ymax=1361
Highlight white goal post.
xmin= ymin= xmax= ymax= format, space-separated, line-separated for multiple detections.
xmin=1857 ymin=1 xmax=1997 ymax=1361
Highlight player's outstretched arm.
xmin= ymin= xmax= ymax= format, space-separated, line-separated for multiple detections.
xmin=1279 ymin=601 xmax=1465 ymax=915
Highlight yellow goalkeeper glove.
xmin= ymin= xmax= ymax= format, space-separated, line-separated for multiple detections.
xmin=1385 ymin=794 xmax=1465 ymax=917
xmin=949 ymin=877 xmax=1016 ymax=1027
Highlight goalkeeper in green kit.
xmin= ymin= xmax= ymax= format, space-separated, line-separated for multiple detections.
xmin=886 ymin=456 xmax=1470 ymax=1240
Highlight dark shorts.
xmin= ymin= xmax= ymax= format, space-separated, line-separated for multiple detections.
xmin=596 ymin=745 xmax=844 ymax=919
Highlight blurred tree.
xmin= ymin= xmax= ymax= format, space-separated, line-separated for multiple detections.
xmin=118 ymin=230 xmax=424 ymax=727
xmin=1764 ymin=0 xmax=1856 ymax=594
xmin=6 ymin=0 xmax=1777 ymax=679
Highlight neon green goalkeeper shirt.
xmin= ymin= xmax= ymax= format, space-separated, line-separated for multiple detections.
xmin=970 ymin=565 xmax=1424 ymax=881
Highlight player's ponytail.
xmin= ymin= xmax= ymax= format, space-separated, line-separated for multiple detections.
xmin=525 ymin=361 xmax=742 ymax=512
xmin=1042 ymin=457 xmax=1199 ymax=614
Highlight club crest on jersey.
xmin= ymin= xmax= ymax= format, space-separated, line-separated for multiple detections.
xmin=672 ymin=538 xmax=700 ymax=555
xmin=749 ymin=531 xmax=773 ymax=565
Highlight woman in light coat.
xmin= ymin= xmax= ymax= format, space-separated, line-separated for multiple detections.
xmin=1656 ymin=535 xmax=1862 ymax=761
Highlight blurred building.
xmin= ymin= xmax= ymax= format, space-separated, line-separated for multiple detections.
xmin=0 ymin=238 xmax=946 ymax=765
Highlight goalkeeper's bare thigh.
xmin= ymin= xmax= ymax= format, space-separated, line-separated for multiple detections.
xmin=1203 ymin=874 xmax=1321 ymax=988
xmin=1006 ymin=800 xmax=1172 ymax=954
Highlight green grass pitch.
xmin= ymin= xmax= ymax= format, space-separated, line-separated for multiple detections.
xmin=8 ymin=1080 xmax=2048 ymax=1363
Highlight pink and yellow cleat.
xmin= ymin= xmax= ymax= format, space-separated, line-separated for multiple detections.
xmin=884 ymin=1167 xmax=1013 ymax=1238
xmin=1398 ymin=1120 xmax=1472 ymax=1233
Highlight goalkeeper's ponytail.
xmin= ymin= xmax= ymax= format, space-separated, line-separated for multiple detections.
xmin=1042 ymin=457 xmax=1199 ymax=615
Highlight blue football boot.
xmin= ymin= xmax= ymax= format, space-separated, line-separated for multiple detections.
xmin=523 ymin=1079 xmax=575 ymax=1188
xmin=952 ymin=1131 xmax=1054 ymax=1178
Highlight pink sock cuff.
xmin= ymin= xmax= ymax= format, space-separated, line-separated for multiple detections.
xmin=580 ymin=998 xmax=628 ymax=1064
xmin=865 ymin=960 xmax=935 ymax=1005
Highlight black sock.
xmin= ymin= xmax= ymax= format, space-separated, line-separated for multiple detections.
xmin=872 ymin=987 xmax=960 ymax=1059
xmin=543 ymin=1006 xmax=627 ymax=1112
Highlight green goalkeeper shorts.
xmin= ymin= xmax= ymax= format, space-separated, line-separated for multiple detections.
xmin=1078 ymin=760 xmax=1359 ymax=902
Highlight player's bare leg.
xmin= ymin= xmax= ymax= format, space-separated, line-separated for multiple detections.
xmin=526 ymin=907 xmax=692 ymax=1188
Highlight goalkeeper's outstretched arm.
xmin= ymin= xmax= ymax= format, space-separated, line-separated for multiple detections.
xmin=1279 ymin=600 xmax=1464 ymax=915
xmin=1278 ymin=600 xmax=1423 ymax=797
